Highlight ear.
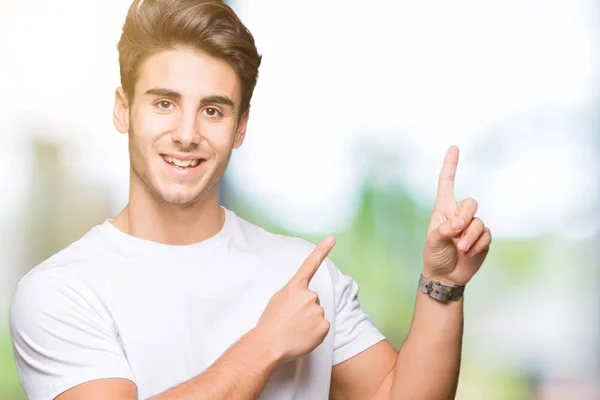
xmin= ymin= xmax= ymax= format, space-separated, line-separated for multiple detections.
xmin=233 ymin=107 xmax=250 ymax=149
xmin=113 ymin=87 xmax=130 ymax=134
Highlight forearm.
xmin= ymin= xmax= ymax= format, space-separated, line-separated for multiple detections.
xmin=149 ymin=328 xmax=281 ymax=400
xmin=389 ymin=290 xmax=463 ymax=400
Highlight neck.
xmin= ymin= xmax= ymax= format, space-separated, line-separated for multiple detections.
xmin=112 ymin=181 xmax=224 ymax=246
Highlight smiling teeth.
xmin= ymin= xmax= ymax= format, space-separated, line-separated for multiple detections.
xmin=164 ymin=155 xmax=200 ymax=167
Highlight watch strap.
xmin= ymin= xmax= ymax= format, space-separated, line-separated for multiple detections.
xmin=418 ymin=274 xmax=465 ymax=302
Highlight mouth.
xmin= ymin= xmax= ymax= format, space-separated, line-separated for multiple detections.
xmin=161 ymin=154 xmax=205 ymax=169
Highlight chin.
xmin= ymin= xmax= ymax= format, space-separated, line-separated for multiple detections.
xmin=156 ymin=178 xmax=220 ymax=206
xmin=134 ymin=162 xmax=221 ymax=207
xmin=158 ymin=189 xmax=205 ymax=206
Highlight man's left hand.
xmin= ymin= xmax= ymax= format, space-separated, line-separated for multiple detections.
xmin=422 ymin=146 xmax=492 ymax=286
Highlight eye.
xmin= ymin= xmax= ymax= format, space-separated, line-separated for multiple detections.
xmin=203 ymin=107 xmax=222 ymax=119
xmin=156 ymin=100 xmax=175 ymax=111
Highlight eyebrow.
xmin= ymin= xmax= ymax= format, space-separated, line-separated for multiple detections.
xmin=143 ymin=87 xmax=235 ymax=109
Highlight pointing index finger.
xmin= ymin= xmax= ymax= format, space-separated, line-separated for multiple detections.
xmin=292 ymin=236 xmax=336 ymax=286
xmin=436 ymin=146 xmax=460 ymax=204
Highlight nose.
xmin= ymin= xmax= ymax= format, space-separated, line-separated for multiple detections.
xmin=172 ymin=108 xmax=201 ymax=148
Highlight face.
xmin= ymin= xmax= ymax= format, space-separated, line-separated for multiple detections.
xmin=113 ymin=47 xmax=249 ymax=206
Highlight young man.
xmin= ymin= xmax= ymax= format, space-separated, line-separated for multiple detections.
xmin=9 ymin=0 xmax=492 ymax=399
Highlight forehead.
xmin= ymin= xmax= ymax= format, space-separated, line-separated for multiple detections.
xmin=135 ymin=47 xmax=241 ymax=104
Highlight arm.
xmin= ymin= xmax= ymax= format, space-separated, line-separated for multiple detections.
xmin=56 ymin=328 xmax=280 ymax=400
xmin=387 ymin=292 xmax=463 ymax=399
xmin=148 ymin=329 xmax=279 ymax=400
xmin=331 ymin=291 xmax=463 ymax=400
xmin=331 ymin=146 xmax=492 ymax=400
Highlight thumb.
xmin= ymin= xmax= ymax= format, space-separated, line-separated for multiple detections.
xmin=429 ymin=217 xmax=464 ymax=249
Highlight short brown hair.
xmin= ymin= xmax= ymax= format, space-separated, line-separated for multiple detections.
xmin=117 ymin=0 xmax=261 ymax=115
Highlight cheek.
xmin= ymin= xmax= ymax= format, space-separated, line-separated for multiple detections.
xmin=131 ymin=110 xmax=176 ymax=149
xmin=137 ymin=110 xmax=176 ymax=135
xmin=199 ymin=121 xmax=237 ymax=151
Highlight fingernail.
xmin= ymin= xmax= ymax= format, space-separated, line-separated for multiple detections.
xmin=458 ymin=239 xmax=469 ymax=251
xmin=325 ymin=236 xmax=335 ymax=245
xmin=452 ymin=218 xmax=463 ymax=229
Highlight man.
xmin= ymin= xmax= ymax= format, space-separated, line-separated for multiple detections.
xmin=9 ymin=0 xmax=492 ymax=399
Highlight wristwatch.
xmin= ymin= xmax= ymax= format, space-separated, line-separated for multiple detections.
xmin=418 ymin=274 xmax=465 ymax=302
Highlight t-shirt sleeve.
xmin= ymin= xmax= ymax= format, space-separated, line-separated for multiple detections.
xmin=326 ymin=259 xmax=386 ymax=366
xmin=9 ymin=269 xmax=135 ymax=400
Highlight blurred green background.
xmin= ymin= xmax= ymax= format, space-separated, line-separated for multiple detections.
xmin=1 ymin=0 xmax=599 ymax=399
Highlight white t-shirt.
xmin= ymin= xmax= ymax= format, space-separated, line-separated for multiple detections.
xmin=10 ymin=207 xmax=385 ymax=400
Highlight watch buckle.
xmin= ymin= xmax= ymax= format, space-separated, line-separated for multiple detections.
xmin=425 ymin=280 xmax=434 ymax=294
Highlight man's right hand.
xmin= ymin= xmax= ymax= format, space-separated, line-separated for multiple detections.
xmin=254 ymin=236 xmax=337 ymax=363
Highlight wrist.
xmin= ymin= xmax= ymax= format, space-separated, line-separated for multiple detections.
xmin=245 ymin=327 xmax=284 ymax=367
xmin=421 ymin=269 xmax=459 ymax=287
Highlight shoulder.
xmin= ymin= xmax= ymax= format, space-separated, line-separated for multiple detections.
xmin=9 ymin=235 xmax=135 ymax=400
xmin=11 ymin=259 xmax=94 ymax=328
xmin=10 ymin=224 xmax=110 ymax=327
xmin=18 ymin=222 xmax=110 ymax=282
